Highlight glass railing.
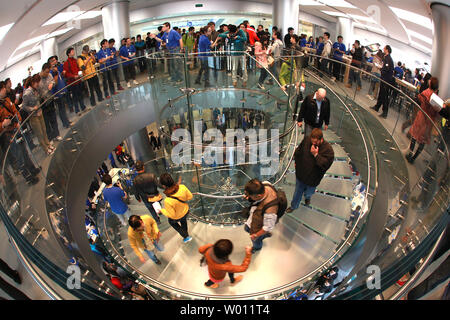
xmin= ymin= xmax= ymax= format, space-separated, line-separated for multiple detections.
xmin=0 ymin=47 xmax=446 ymax=300
xmin=84 ymin=50 xmax=374 ymax=299
xmin=296 ymin=49 xmax=449 ymax=300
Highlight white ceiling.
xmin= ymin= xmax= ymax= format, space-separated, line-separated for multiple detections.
xmin=0 ymin=0 xmax=440 ymax=72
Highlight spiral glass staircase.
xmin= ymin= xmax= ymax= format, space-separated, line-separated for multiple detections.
xmin=0 ymin=50 xmax=448 ymax=300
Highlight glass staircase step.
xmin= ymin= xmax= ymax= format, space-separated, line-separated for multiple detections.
xmin=308 ymin=193 xmax=352 ymax=221
xmin=317 ymin=177 xmax=354 ymax=198
xmin=287 ymin=206 xmax=347 ymax=244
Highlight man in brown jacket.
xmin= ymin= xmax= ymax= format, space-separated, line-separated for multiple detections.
xmin=199 ymin=239 xmax=252 ymax=289
xmin=243 ymin=179 xmax=279 ymax=253
xmin=286 ymin=128 xmax=334 ymax=212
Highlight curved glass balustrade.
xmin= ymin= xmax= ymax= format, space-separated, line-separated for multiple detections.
xmin=0 ymin=48 xmax=447 ymax=300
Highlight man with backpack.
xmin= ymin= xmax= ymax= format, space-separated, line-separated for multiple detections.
xmin=243 ymin=179 xmax=286 ymax=253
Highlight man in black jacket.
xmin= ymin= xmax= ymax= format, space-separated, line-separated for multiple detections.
xmin=297 ymin=88 xmax=330 ymax=137
xmin=371 ymin=45 xmax=394 ymax=118
xmin=286 ymin=128 xmax=334 ymax=212
xmin=133 ymin=160 xmax=162 ymax=224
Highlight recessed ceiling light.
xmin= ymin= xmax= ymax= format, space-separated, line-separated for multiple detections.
xmin=348 ymin=14 xmax=376 ymax=24
xmin=43 ymin=10 xmax=102 ymax=26
xmin=321 ymin=10 xmax=348 ymax=18
xmin=48 ymin=27 xmax=74 ymax=38
xmin=320 ymin=0 xmax=356 ymax=8
xmin=17 ymin=34 xmax=49 ymax=49
xmin=0 ymin=23 xmax=14 ymax=43
xmin=353 ymin=22 xmax=387 ymax=35
xmin=299 ymin=0 xmax=323 ymax=5
xmin=410 ymin=41 xmax=432 ymax=53
xmin=389 ymin=7 xmax=433 ymax=30
xmin=300 ymin=0 xmax=356 ymax=7
xmin=406 ymin=29 xmax=432 ymax=45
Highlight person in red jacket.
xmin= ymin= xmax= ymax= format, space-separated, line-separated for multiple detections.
xmin=199 ymin=239 xmax=252 ymax=289
xmin=243 ymin=21 xmax=259 ymax=46
xmin=63 ymin=47 xmax=86 ymax=114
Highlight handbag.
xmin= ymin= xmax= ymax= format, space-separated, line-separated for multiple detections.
xmin=268 ymin=55 xmax=275 ymax=67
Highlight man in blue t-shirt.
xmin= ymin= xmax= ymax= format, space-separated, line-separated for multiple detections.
xmin=299 ymin=35 xmax=307 ymax=48
xmin=332 ymin=35 xmax=346 ymax=81
xmin=107 ymin=39 xmax=124 ymax=91
xmin=48 ymin=55 xmax=71 ymax=128
xmin=101 ymin=173 xmax=131 ymax=226
xmin=119 ymin=38 xmax=139 ymax=88
xmin=195 ymin=26 xmax=217 ymax=86
xmin=394 ymin=61 xmax=404 ymax=79
xmin=96 ymin=39 xmax=116 ymax=97
xmin=151 ymin=22 xmax=184 ymax=83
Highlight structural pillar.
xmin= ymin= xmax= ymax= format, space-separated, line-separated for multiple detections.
xmin=40 ymin=37 xmax=58 ymax=61
xmin=101 ymin=0 xmax=130 ymax=83
xmin=431 ymin=2 xmax=450 ymax=99
xmin=336 ymin=17 xmax=353 ymax=49
xmin=101 ymin=0 xmax=130 ymax=42
xmin=273 ymin=0 xmax=299 ymax=37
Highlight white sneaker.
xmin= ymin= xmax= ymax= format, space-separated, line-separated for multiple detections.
xmin=127 ymin=82 xmax=131 ymax=88
xmin=133 ymin=80 xmax=139 ymax=85
xmin=55 ymin=136 xmax=63 ymax=141
xmin=257 ymin=83 xmax=265 ymax=90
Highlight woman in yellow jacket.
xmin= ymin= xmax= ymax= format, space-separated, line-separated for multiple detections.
xmin=159 ymin=173 xmax=193 ymax=243
xmin=128 ymin=215 xmax=164 ymax=264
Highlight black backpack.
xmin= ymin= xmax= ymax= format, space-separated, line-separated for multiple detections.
xmin=260 ymin=183 xmax=288 ymax=223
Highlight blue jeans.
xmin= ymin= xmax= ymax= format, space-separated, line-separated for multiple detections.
xmin=54 ymin=95 xmax=71 ymax=128
xmin=349 ymin=68 xmax=362 ymax=87
xmin=169 ymin=48 xmax=182 ymax=81
xmin=68 ymin=83 xmax=86 ymax=113
xmin=244 ymin=225 xmax=271 ymax=251
xmin=291 ymin=178 xmax=316 ymax=210
xmin=143 ymin=240 xmax=164 ymax=262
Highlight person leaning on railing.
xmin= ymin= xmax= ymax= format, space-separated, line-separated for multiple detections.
xmin=405 ymin=77 xmax=441 ymax=164
xmin=38 ymin=63 xmax=62 ymax=143
xmin=0 ymin=81 xmax=41 ymax=185
xmin=63 ymin=47 xmax=87 ymax=114
xmin=346 ymin=40 xmax=363 ymax=90
xmin=78 ymin=45 xmax=104 ymax=106
xmin=218 ymin=24 xmax=248 ymax=87
xmin=21 ymin=74 xmax=55 ymax=155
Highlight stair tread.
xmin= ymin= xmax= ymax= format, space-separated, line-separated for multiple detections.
xmin=327 ymin=161 xmax=353 ymax=178
xmin=308 ymin=193 xmax=351 ymax=221
xmin=287 ymin=206 xmax=347 ymax=243
xmin=317 ymin=177 xmax=354 ymax=198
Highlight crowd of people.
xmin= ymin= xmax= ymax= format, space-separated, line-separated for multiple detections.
xmin=1 ymin=16 xmax=450 ymax=300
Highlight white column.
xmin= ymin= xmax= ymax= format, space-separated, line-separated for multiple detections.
xmin=431 ymin=3 xmax=450 ymax=99
xmin=336 ymin=17 xmax=353 ymax=49
xmin=40 ymin=37 xmax=58 ymax=61
xmin=273 ymin=0 xmax=299 ymax=36
xmin=101 ymin=0 xmax=130 ymax=42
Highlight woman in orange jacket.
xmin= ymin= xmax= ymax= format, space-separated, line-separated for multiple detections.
xmin=199 ymin=239 xmax=252 ymax=289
